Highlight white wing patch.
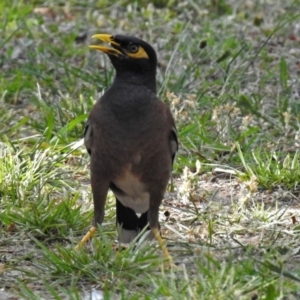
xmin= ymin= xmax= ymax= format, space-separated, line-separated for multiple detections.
xmin=84 ymin=122 xmax=92 ymax=154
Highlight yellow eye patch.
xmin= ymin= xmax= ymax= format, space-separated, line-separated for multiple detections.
xmin=126 ymin=46 xmax=149 ymax=59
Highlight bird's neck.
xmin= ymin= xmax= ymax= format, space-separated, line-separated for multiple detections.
xmin=114 ymin=71 xmax=157 ymax=93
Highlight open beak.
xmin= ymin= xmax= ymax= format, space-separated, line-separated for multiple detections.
xmin=89 ymin=34 xmax=123 ymax=57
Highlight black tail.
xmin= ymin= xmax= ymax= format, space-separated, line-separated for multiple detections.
xmin=116 ymin=199 xmax=150 ymax=243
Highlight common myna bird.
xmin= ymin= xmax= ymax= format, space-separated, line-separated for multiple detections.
xmin=76 ymin=34 xmax=178 ymax=263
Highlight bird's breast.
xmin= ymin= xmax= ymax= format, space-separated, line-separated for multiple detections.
xmin=112 ymin=165 xmax=149 ymax=214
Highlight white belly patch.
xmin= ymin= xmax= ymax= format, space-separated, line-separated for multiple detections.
xmin=113 ymin=169 xmax=149 ymax=214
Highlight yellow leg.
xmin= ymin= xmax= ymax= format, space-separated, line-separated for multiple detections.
xmin=75 ymin=226 xmax=97 ymax=250
xmin=152 ymin=228 xmax=173 ymax=266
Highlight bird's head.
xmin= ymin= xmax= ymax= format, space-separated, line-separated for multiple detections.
xmin=90 ymin=34 xmax=157 ymax=89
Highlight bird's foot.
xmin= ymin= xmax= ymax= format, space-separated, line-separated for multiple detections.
xmin=75 ymin=226 xmax=97 ymax=250
xmin=152 ymin=227 xmax=178 ymax=269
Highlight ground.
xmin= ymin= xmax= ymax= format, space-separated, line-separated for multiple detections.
xmin=1 ymin=0 xmax=300 ymax=299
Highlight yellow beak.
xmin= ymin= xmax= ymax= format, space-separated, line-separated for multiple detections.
xmin=89 ymin=34 xmax=122 ymax=56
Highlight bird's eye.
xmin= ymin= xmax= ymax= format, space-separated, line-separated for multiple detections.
xmin=128 ymin=44 xmax=139 ymax=53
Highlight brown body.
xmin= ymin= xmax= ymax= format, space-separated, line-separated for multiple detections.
xmin=77 ymin=34 xmax=177 ymax=260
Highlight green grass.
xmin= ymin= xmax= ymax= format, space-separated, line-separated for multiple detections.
xmin=1 ymin=0 xmax=300 ymax=299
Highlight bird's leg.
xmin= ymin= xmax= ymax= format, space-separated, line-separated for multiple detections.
xmin=75 ymin=173 xmax=109 ymax=250
xmin=148 ymin=202 xmax=173 ymax=266
xmin=151 ymin=227 xmax=172 ymax=264
xmin=75 ymin=226 xmax=97 ymax=250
